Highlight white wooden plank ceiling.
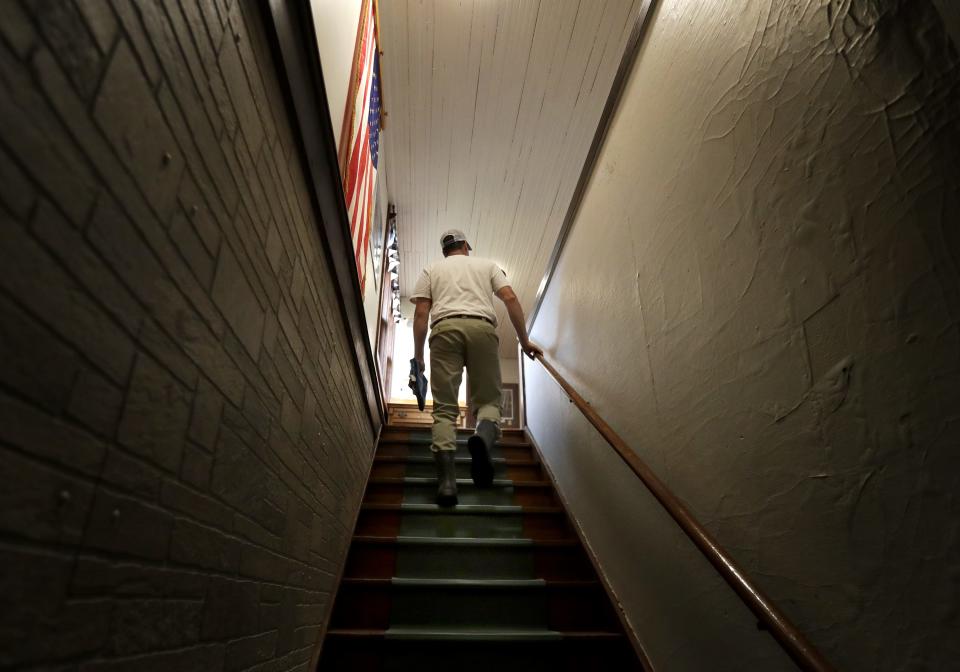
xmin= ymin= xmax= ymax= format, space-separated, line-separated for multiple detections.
xmin=379 ymin=0 xmax=642 ymax=356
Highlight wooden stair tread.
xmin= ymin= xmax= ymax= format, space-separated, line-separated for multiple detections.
xmin=352 ymin=535 xmax=578 ymax=547
xmin=342 ymin=577 xmax=599 ymax=589
xmin=326 ymin=627 xmax=623 ymax=641
xmin=368 ymin=476 xmax=550 ymax=488
xmin=373 ymin=455 xmax=537 ymax=465
xmin=382 ymin=427 xmax=527 ymax=435
xmin=360 ymin=502 xmax=562 ymax=514
xmin=379 ymin=436 xmax=531 ymax=444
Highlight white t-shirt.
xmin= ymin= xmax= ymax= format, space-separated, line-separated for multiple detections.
xmin=410 ymin=255 xmax=510 ymax=326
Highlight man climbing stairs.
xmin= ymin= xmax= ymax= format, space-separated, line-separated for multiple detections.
xmin=319 ymin=426 xmax=645 ymax=671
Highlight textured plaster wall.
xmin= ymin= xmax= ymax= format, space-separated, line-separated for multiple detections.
xmin=526 ymin=365 xmax=795 ymax=671
xmin=527 ymin=0 xmax=960 ymax=669
xmin=0 ymin=1 xmax=374 ymax=670
xmin=931 ymin=1 xmax=960 ymax=52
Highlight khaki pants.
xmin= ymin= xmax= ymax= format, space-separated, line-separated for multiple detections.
xmin=429 ymin=318 xmax=502 ymax=452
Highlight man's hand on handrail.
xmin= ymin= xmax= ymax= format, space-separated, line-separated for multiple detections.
xmin=495 ymin=286 xmax=542 ymax=360
xmin=521 ymin=339 xmax=543 ymax=360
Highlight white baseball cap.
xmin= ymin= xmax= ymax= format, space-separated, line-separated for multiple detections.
xmin=440 ymin=229 xmax=472 ymax=251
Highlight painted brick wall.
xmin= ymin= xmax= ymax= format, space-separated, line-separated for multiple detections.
xmin=0 ymin=1 xmax=375 ymax=670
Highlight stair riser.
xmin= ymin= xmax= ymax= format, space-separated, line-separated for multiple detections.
xmin=380 ymin=434 xmax=528 ymax=444
xmin=330 ymin=589 xmax=391 ymax=630
xmin=546 ymin=590 xmax=622 ymax=631
xmin=366 ymin=483 xmax=517 ymax=506
xmin=331 ymin=581 xmax=618 ymax=631
xmin=321 ymin=638 xmax=641 ymax=672
xmin=344 ymin=544 xmax=595 ymax=581
xmin=332 ymin=585 xmax=549 ymax=629
xmin=392 ymin=588 xmax=545 ymax=629
xmin=372 ymin=461 xmax=541 ymax=481
xmin=508 ymin=488 xmax=556 ymax=508
xmin=533 ymin=547 xmax=595 ymax=581
xmin=394 ymin=545 xmax=535 ymax=580
xmin=398 ymin=512 xmax=527 ymax=539
xmin=343 ymin=542 xmax=399 ymax=579
xmin=377 ymin=443 xmax=533 ymax=460
xmin=357 ymin=510 xmax=570 ymax=540
xmin=521 ymin=515 xmax=572 ymax=541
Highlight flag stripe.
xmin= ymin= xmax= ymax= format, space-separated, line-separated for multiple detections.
xmin=342 ymin=0 xmax=381 ymax=292
xmin=350 ymin=123 xmax=371 ymax=238
xmin=346 ymin=61 xmax=373 ymax=233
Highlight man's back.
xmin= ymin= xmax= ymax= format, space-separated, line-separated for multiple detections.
xmin=411 ymin=255 xmax=508 ymax=325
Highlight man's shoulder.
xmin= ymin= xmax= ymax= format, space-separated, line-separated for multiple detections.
xmin=426 ymin=256 xmax=501 ymax=275
xmin=429 ymin=256 xmax=483 ymax=269
xmin=464 ymin=256 xmax=499 ymax=270
xmin=475 ymin=256 xmax=506 ymax=278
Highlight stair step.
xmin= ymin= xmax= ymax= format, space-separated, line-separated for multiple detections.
xmin=345 ymin=577 xmax=599 ymax=588
xmin=365 ymin=477 xmax=554 ymax=506
xmin=379 ymin=437 xmax=532 ymax=447
xmin=320 ymin=628 xmax=640 ymax=672
xmin=332 ymin=578 xmax=612 ymax=631
xmin=344 ymin=536 xmax=592 ymax=581
xmin=381 ymin=427 xmax=528 ymax=438
xmin=370 ymin=477 xmax=550 ymax=487
xmin=326 ymin=627 xmax=623 ymax=641
xmin=377 ymin=441 xmax=533 ymax=460
xmin=373 ymin=455 xmax=535 ymax=465
xmin=346 ymin=577 xmax=549 ymax=588
xmin=353 ymin=535 xmax=574 ymax=547
xmin=356 ymin=503 xmax=569 ymax=540
xmin=371 ymin=455 xmax=542 ymax=482
xmin=333 ymin=580 xmax=549 ymax=630
xmin=362 ymin=503 xmax=559 ymax=514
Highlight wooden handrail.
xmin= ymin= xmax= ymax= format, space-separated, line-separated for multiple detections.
xmin=530 ymin=353 xmax=835 ymax=672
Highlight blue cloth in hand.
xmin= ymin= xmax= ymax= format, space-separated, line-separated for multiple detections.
xmin=408 ymin=359 xmax=428 ymax=411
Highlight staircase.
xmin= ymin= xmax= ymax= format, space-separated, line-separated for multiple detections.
xmin=320 ymin=426 xmax=645 ymax=671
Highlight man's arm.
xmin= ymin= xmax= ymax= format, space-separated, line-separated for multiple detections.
xmin=413 ymin=298 xmax=431 ymax=368
xmin=495 ymin=286 xmax=543 ymax=359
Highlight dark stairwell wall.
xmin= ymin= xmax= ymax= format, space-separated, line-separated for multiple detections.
xmin=0 ymin=1 xmax=374 ymax=670
xmin=525 ymin=0 xmax=960 ymax=670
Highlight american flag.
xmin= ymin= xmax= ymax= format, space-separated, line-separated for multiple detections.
xmin=343 ymin=1 xmax=381 ymax=293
